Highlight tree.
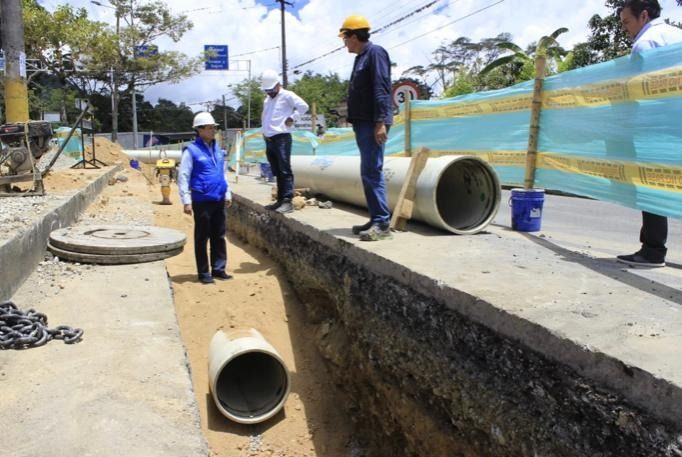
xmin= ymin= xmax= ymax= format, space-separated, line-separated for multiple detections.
xmin=231 ymin=78 xmax=264 ymax=129
xmin=582 ymin=0 xmax=630 ymax=64
xmin=22 ymin=0 xmax=117 ymax=122
xmin=480 ymin=27 xmax=569 ymax=79
xmin=288 ymin=72 xmax=349 ymax=127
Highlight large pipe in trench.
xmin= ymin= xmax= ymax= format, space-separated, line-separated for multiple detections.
xmin=208 ymin=329 xmax=290 ymax=424
xmin=292 ymin=155 xmax=501 ymax=235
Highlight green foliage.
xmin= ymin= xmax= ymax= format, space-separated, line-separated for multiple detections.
xmin=288 ymin=72 xmax=349 ymax=127
xmin=230 ymin=79 xmax=265 ymax=128
xmin=479 ymin=27 xmax=568 ymax=81
xmin=578 ymin=0 xmax=630 ymax=66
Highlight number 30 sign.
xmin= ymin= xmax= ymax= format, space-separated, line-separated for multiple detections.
xmin=391 ymin=81 xmax=420 ymax=108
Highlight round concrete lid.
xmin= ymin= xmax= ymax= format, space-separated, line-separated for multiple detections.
xmin=49 ymin=225 xmax=186 ymax=255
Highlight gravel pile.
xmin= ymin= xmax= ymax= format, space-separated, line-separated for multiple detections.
xmin=38 ymin=146 xmax=78 ymax=172
xmin=0 ymin=193 xmax=72 ymax=243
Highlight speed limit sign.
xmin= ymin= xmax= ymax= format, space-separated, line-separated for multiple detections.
xmin=392 ymin=81 xmax=420 ymax=108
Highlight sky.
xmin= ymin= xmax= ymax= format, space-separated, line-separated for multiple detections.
xmin=39 ymin=0 xmax=682 ymax=112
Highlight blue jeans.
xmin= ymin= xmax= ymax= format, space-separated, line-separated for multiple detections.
xmin=353 ymin=121 xmax=390 ymax=226
xmin=265 ymin=133 xmax=294 ymax=201
xmin=192 ymin=200 xmax=227 ymax=279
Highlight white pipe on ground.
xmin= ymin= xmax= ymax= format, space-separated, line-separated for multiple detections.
xmin=208 ymin=329 xmax=290 ymax=424
xmin=123 ymin=149 xmax=183 ymax=164
xmin=291 ymin=155 xmax=501 ymax=235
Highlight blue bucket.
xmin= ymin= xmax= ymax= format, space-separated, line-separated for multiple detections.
xmin=129 ymin=159 xmax=140 ymax=170
xmin=259 ymin=162 xmax=275 ymax=182
xmin=510 ymin=188 xmax=545 ymax=232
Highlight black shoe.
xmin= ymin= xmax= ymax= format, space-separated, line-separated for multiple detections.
xmin=352 ymin=220 xmax=373 ymax=235
xmin=275 ymin=201 xmax=294 ymax=214
xmin=616 ymin=252 xmax=665 ymax=267
xmin=199 ymin=275 xmax=215 ymax=284
xmin=212 ymin=271 xmax=233 ymax=280
xmin=264 ymin=200 xmax=282 ymax=210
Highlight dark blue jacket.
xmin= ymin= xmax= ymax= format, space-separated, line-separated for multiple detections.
xmin=347 ymin=42 xmax=393 ymax=125
xmin=186 ymin=138 xmax=227 ymax=202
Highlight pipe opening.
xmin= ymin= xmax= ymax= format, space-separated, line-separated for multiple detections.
xmin=435 ymin=159 xmax=500 ymax=234
xmin=215 ymin=351 xmax=289 ymax=421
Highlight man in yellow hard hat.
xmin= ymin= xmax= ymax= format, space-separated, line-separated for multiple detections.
xmin=339 ymin=15 xmax=393 ymax=241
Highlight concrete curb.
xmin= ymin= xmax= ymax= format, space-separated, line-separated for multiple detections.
xmin=0 ymin=165 xmax=121 ymax=301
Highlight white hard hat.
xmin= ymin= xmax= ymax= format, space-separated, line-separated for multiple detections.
xmin=192 ymin=112 xmax=218 ymax=129
xmin=261 ymin=69 xmax=280 ymax=90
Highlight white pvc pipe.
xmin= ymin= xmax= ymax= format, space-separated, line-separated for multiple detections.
xmin=291 ymin=155 xmax=501 ymax=235
xmin=208 ymin=329 xmax=290 ymax=424
xmin=123 ymin=149 xmax=183 ymax=164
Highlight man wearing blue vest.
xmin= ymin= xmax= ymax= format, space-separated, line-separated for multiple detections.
xmin=178 ymin=112 xmax=233 ymax=284
xmin=616 ymin=0 xmax=682 ymax=267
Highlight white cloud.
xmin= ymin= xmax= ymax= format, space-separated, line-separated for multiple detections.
xmin=41 ymin=0 xmax=682 ymax=112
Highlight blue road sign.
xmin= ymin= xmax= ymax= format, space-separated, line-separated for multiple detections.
xmin=134 ymin=45 xmax=159 ymax=59
xmin=204 ymin=45 xmax=228 ymax=70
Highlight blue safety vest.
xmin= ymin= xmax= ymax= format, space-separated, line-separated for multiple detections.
xmin=186 ymin=139 xmax=227 ymax=202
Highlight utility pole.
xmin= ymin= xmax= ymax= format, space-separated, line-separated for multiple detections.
xmin=1 ymin=0 xmax=29 ymax=123
xmin=275 ymin=0 xmax=292 ymax=88
xmin=130 ymin=0 xmax=138 ymax=149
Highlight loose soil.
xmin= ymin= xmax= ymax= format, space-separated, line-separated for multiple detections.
xmin=38 ymin=146 xmax=355 ymax=457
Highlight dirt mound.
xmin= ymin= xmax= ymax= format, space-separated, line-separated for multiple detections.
xmin=84 ymin=137 xmax=125 ymax=165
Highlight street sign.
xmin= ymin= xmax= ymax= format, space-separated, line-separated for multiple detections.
xmin=295 ymin=114 xmax=326 ymax=130
xmin=205 ymin=45 xmax=229 ymax=70
xmin=392 ymin=81 xmax=420 ymax=108
xmin=0 ymin=50 xmax=5 ymax=74
xmin=134 ymin=45 xmax=159 ymax=59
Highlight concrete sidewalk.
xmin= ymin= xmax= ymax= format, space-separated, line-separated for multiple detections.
xmin=0 ymin=168 xmax=207 ymax=457
xmin=230 ymin=174 xmax=682 ymax=427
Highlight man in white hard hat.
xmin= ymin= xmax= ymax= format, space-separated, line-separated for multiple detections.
xmin=260 ymin=69 xmax=309 ymax=214
xmin=339 ymin=15 xmax=393 ymax=241
xmin=616 ymin=0 xmax=682 ymax=268
xmin=178 ymin=112 xmax=233 ymax=284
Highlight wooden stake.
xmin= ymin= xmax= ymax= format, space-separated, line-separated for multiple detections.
xmin=390 ymin=147 xmax=430 ymax=231
xmin=404 ymin=98 xmax=412 ymax=157
xmin=524 ymin=54 xmax=546 ymax=190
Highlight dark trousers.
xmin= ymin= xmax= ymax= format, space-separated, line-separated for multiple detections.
xmin=192 ymin=200 xmax=227 ymax=279
xmin=265 ymin=133 xmax=294 ymax=201
xmin=353 ymin=120 xmax=391 ymax=226
xmin=640 ymin=211 xmax=667 ymax=262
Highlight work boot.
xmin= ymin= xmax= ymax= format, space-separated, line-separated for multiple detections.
xmin=359 ymin=224 xmax=393 ymax=241
xmin=275 ymin=200 xmax=294 ymax=214
xmin=212 ymin=271 xmax=234 ymax=280
xmin=199 ymin=275 xmax=215 ymax=284
xmin=616 ymin=251 xmax=665 ymax=267
xmin=264 ymin=200 xmax=282 ymax=210
xmin=352 ymin=220 xmax=373 ymax=235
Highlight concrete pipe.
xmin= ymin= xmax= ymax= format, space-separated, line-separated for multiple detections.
xmin=291 ymin=155 xmax=501 ymax=234
xmin=208 ymin=329 xmax=290 ymax=424
xmin=123 ymin=149 xmax=183 ymax=164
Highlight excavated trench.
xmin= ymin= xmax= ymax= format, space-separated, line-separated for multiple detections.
xmin=228 ymin=196 xmax=682 ymax=457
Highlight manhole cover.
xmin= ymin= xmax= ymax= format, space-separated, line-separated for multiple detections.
xmin=49 ymin=225 xmax=186 ymax=255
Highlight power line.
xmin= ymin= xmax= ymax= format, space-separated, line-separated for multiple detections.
xmin=290 ymin=0 xmax=443 ymax=71
xmin=387 ymin=0 xmax=506 ymax=50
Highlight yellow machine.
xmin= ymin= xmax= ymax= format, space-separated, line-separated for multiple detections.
xmin=154 ymin=157 xmax=176 ymax=205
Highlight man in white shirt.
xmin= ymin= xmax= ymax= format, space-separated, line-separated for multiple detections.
xmin=616 ymin=0 xmax=682 ymax=267
xmin=260 ymin=69 xmax=309 ymax=214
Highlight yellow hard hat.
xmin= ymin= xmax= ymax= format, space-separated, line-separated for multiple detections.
xmin=338 ymin=15 xmax=371 ymax=37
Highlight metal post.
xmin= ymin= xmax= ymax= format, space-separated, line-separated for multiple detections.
xmin=222 ymin=94 xmax=227 ymax=130
xmin=130 ymin=0 xmax=138 ymax=149
xmin=276 ymin=0 xmax=291 ymax=87
xmin=112 ymin=9 xmax=119 ymax=141
xmin=1 ymin=0 xmax=30 ymax=123
xmin=247 ymin=59 xmax=252 ymax=129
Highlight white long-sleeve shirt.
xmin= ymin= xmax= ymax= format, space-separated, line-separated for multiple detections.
xmin=261 ymin=88 xmax=309 ymax=138
xmin=632 ymin=17 xmax=682 ymax=53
